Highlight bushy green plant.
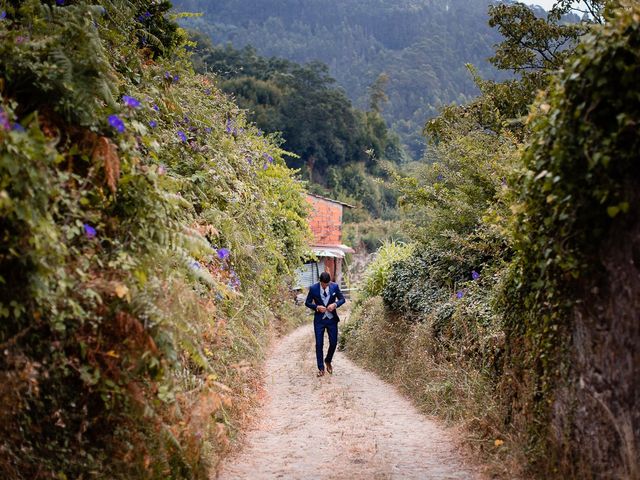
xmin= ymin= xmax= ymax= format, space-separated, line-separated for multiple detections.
xmin=0 ymin=1 xmax=310 ymax=478
xmin=358 ymin=240 xmax=412 ymax=300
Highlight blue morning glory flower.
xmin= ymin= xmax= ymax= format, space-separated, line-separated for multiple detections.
xmin=0 ymin=110 xmax=10 ymax=131
xmin=108 ymin=114 xmax=125 ymax=133
xmin=152 ymin=104 xmax=159 ymax=112
xmin=122 ymin=95 xmax=141 ymax=108
xmin=149 ymin=120 xmax=157 ymax=128
xmin=456 ymin=290 xmax=464 ymax=299
xmin=217 ymin=248 xmax=230 ymax=260
xmin=472 ymin=270 xmax=480 ymax=280
xmin=83 ymin=223 xmax=97 ymax=239
xmin=177 ymin=131 xmax=187 ymax=142
xmin=436 ymin=174 xmax=444 ymax=181
xmin=173 ymin=74 xmax=179 ymax=83
xmin=0 ymin=11 xmax=6 ymax=20
xmin=263 ymin=153 xmax=274 ymax=163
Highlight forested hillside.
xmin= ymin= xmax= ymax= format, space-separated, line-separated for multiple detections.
xmin=188 ymin=35 xmax=404 ymax=219
xmin=172 ymin=0 xmax=513 ymax=157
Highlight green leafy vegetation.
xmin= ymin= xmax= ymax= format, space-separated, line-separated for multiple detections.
xmin=0 ymin=1 xmax=310 ymax=477
xmin=344 ymin=1 xmax=638 ymax=478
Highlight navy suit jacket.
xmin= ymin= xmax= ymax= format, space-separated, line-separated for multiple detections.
xmin=305 ymin=282 xmax=346 ymax=322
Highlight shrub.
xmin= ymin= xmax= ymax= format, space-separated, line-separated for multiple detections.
xmin=358 ymin=240 xmax=413 ymax=299
xmin=0 ymin=1 xmax=310 ymax=478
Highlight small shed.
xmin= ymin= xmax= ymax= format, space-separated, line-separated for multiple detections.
xmin=295 ymin=193 xmax=355 ymax=289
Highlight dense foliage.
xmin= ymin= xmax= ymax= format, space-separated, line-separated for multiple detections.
xmin=344 ymin=1 xmax=637 ymax=478
xmin=501 ymin=3 xmax=639 ymax=474
xmin=0 ymin=1 xmax=310 ymax=478
xmin=171 ymin=0 xmax=512 ymax=157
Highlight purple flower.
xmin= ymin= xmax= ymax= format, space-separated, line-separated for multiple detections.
xmin=471 ymin=270 xmax=480 ymax=281
xmin=122 ymin=95 xmax=141 ymax=108
xmin=149 ymin=120 xmax=157 ymax=128
xmin=436 ymin=174 xmax=444 ymax=181
xmin=0 ymin=11 xmax=6 ymax=20
xmin=164 ymin=71 xmax=172 ymax=80
xmin=152 ymin=104 xmax=159 ymax=112
xmin=177 ymin=130 xmax=187 ymax=142
xmin=137 ymin=11 xmax=152 ymax=21
xmin=108 ymin=114 xmax=125 ymax=133
xmin=158 ymin=164 xmax=166 ymax=175
xmin=83 ymin=223 xmax=97 ymax=239
xmin=217 ymin=248 xmax=230 ymax=260
xmin=190 ymin=261 xmax=201 ymax=270
xmin=204 ymin=89 xmax=211 ymax=95
xmin=263 ymin=153 xmax=274 ymax=163
xmin=225 ymin=120 xmax=233 ymax=134
xmin=456 ymin=290 xmax=464 ymax=299
xmin=12 ymin=123 xmax=25 ymax=132
xmin=0 ymin=110 xmax=10 ymax=131
xmin=16 ymin=36 xmax=26 ymax=44
xmin=173 ymin=74 xmax=179 ymax=83
xmin=56 ymin=0 xmax=65 ymax=5
xmin=263 ymin=163 xmax=269 ymax=170
xmin=204 ymin=127 xmax=211 ymax=134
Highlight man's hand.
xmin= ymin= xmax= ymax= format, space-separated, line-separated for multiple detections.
xmin=327 ymin=303 xmax=337 ymax=312
xmin=316 ymin=305 xmax=327 ymax=313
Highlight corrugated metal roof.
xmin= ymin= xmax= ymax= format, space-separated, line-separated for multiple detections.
xmin=306 ymin=193 xmax=356 ymax=209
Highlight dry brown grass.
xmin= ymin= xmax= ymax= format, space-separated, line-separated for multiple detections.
xmin=343 ymin=296 xmax=529 ymax=479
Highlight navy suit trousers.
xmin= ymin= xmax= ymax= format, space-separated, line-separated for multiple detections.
xmin=314 ymin=317 xmax=338 ymax=371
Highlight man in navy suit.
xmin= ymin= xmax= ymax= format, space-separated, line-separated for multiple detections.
xmin=305 ymin=271 xmax=346 ymax=376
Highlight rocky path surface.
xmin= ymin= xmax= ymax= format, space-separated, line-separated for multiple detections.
xmin=216 ymin=325 xmax=480 ymax=480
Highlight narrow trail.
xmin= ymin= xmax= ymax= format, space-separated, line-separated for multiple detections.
xmin=216 ymin=324 xmax=480 ymax=480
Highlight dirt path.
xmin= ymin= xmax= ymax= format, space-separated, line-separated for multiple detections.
xmin=217 ymin=325 xmax=480 ymax=480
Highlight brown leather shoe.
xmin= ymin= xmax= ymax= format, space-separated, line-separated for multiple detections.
xmin=325 ymin=362 xmax=333 ymax=374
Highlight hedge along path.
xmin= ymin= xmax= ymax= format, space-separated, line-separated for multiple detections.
xmin=216 ymin=324 xmax=479 ymax=480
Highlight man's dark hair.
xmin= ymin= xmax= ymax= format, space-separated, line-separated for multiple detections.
xmin=319 ymin=272 xmax=331 ymax=283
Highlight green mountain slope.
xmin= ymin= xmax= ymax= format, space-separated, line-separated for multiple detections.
xmin=172 ymin=0 xmax=510 ymax=157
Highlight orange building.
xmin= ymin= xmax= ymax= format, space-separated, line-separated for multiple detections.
xmin=296 ymin=193 xmax=354 ymax=288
